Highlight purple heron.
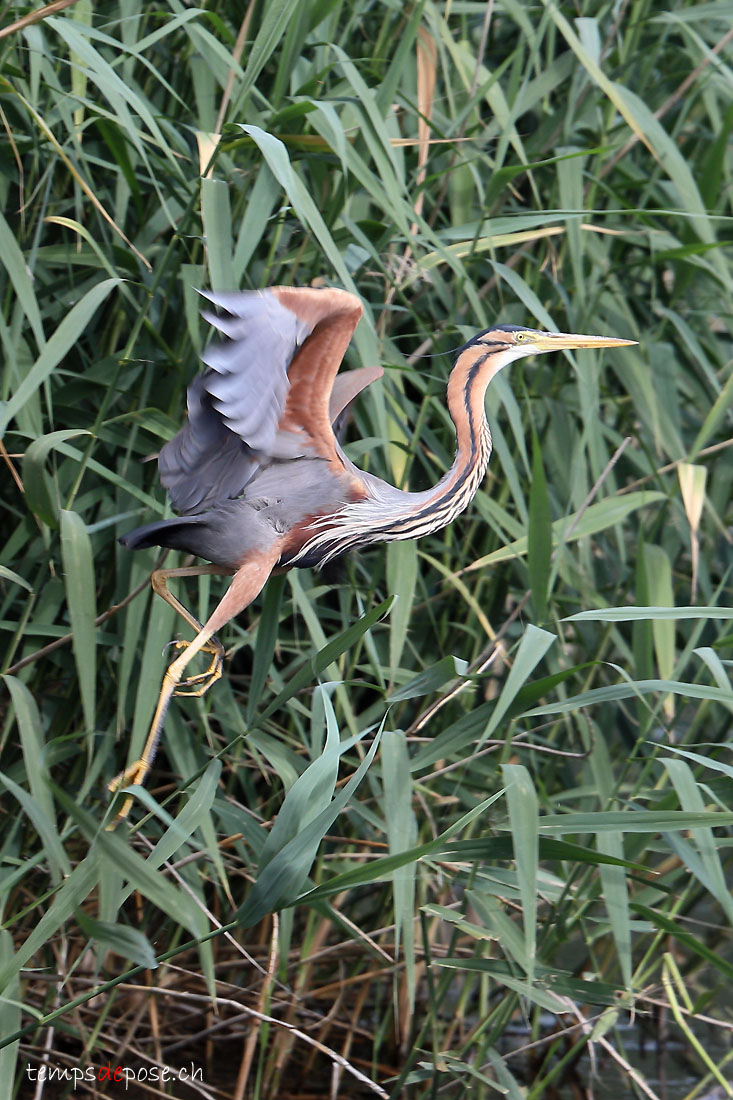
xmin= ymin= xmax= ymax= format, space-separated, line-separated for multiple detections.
xmin=115 ymin=286 xmax=634 ymax=820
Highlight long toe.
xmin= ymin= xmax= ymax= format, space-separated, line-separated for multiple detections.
xmin=172 ymin=636 xmax=225 ymax=658
xmin=173 ymin=660 xmax=223 ymax=697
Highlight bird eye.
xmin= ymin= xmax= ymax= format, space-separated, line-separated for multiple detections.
xmin=515 ymin=332 xmax=526 ymax=342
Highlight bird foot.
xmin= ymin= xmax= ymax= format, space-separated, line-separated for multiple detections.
xmin=107 ymin=759 xmax=150 ymax=827
xmin=170 ymin=637 xmax=225 ymax=697
xmin=108 ymin=759 xmax=148 ymax=794
xmin=106 ymin=634 xmax=226 ymax=827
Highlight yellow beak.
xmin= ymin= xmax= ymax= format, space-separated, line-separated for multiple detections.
xmin=533 ymin=332 xmax=637 ymax=351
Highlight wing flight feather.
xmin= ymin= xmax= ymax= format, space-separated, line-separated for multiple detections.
xmin=158 ymin=286 xmax=371 ymax=515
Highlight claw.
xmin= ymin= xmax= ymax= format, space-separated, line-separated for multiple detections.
xmin=171 ymin=636 xmax=224 ymax=696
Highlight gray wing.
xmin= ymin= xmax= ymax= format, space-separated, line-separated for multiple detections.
xmin=159 ymin=290 xmax=313 ymax=514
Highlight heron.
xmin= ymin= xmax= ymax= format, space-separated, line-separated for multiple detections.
xmin=115 ymin=285 xmax=635 ymax=820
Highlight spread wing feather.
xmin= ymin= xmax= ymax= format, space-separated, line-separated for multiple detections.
xmin=158 ymin=287 xmax=370 ymax=515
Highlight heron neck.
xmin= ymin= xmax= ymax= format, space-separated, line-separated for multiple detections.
xmin=441 ymin=344 xmax=497 ymax=497
xmin=372 ymin=345 xmax=498 ymax=536
xmin=292 ymin=346 xmax=502 ymax=565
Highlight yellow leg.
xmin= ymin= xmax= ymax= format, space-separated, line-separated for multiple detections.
xmin=109 ymin=547 xmax=282 ymax=825
xmin=108 ymin=620 xmax=225 ymax=821
xmin=151 ymin=566 xmax=232 ymax=694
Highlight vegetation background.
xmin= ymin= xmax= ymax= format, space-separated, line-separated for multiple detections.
xmin=1 ymin=0 xmax=732 ymax=1097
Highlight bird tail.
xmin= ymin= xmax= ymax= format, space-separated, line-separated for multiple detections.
xmin=119 ymin=515 xmax=208 ymax=553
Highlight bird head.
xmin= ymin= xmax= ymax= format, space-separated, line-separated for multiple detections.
xmin=470 ymin=324 xmax=637 ymax=364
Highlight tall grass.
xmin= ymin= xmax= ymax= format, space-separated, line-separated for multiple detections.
xmin=1 ymin=1 xmax=732 ymax=1096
